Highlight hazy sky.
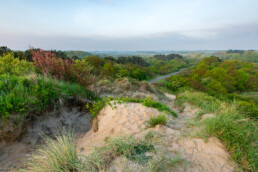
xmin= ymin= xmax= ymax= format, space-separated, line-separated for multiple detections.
xmin=0 ymin=0 xmax=257 ymax=50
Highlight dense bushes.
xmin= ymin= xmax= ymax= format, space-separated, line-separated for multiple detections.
xmin=148 ymin=56 xmax=187 ymax=75
xmin=0 ymin=53 xmax=35 ymax=75
xmin=162 ymin=57 xmax=258 ymax=98
xmin=0 ymin=74 xmax=95 ymax=121
xmin=32 ymin=50 xmax=73 ymax=80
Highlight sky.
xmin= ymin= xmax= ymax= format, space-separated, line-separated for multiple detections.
xmin=0 ymin=0 xmax=257 ymax=51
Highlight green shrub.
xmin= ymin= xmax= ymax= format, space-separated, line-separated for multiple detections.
xmin=165 ymin=75 xmax=187 ymax=92
xmin=0 ymin=53 xmax=34 ymax=75
xmin=71 ymin=58 xmax=97 ymax=88
xmin=147 ymin=114 xmax=167 ymax=127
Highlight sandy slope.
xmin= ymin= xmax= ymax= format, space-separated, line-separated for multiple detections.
xmin=77 ymin=103 xmax=161 ymax=154
xmin=77 ymin=95 xmax=236 ymax=171
xmin=0 ymin=94 xmax=236 ymax=171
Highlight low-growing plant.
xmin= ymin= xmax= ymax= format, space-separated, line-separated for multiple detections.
xmin=147 ymin=114 xmax=167 ymax=127
xmin=81 ymin=136 xmax=155 ymax=171
xmin=87 ymin=97 xmax=177 ymax=119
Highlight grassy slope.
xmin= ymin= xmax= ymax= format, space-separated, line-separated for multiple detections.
xmin=176 ymin=90 xmax=257 ymax=171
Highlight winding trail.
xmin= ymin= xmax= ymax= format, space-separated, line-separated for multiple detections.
xmin=148 ymin=68 xmax=186 ymax=84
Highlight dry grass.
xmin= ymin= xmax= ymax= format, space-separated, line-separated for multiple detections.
xmin=23 ymin=130 xmax=82 ymax=172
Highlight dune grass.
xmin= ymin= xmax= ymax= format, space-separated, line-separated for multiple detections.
xmin=147 ymin=114 xmax=167 ymax=127
xmin=23 ymin=131 xmax=82 ymax=172
xmin=176 ymin=90 xmax=257 ymax=171
xmin=23 ymin=130 xmax=186 ymax=171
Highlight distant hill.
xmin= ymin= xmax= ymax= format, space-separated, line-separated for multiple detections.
xmin=65 ymin=51 xmax=91 ymax=59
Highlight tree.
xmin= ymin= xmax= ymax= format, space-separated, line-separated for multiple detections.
xmin=131 ymin=68 xmax=147 ymax=80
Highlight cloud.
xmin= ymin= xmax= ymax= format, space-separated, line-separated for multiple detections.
xmin=1 ymin=23 xmax=257 ymax=51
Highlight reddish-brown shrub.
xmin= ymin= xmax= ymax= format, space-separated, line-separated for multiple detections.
xmin=31 ymin=49 xmax=73 ymax=79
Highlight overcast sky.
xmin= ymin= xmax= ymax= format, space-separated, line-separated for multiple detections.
xmin=0 ymin=0 xmax=257 ymax=51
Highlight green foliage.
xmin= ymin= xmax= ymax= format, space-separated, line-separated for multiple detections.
xmin=176 ymin=90 xmax=257 ymax=171
xmin=131 ymin=68 xmax=147 ymax=80
xmin=0 ymin=74 xmax=95 ymax=121
xmin=65 ymin=50 xmax=91 ymax=59
xmin=148 ymin=56 xmax=187 ymax=75
xmin=166 ymin=57 xmax=258 ymax=100
xmin=165 ymin=75 xmax=187 ymax=92
xmin=71 ymin=58 xmax=96 ymax=87
xmin=213 ymin=50 xmax=258 ymax=63
xmin=0 ymin=53 xmax=35 ymax=75
xmin=86 ymin=97 xmax=112 ymax=118
xmin=87 ymin=97 xmax=177 ymax=119
xmin=147 ymin=114 xmax=167 ymax=127
xmin=237 ymin=101 xmax=258 ymax=119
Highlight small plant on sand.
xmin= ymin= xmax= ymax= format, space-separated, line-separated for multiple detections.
xmin=147 ymin=114 xmax=167 ymax=127
xmin=81 ymin=136 xmax=155 ymax=171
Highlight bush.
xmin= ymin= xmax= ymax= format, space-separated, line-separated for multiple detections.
xmin=165 ymin=75 xmax=187 ymax=92
xmin=147 ymin=114 xmax=167 ymax=127
xmin=0 ymin=53 xmax=34 ymax=75
xmin=131 ymin=68 xmax=147 ymax=80
xmin=32 ymin=49 xmax=73 ymax=80
xmin=71 ymin=59 xmax=97 ymax=88
xmin=237 ymin=101 xmax=258 ymax=119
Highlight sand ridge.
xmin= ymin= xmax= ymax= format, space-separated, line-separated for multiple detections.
xmin=77 ymin=102 xmax=161 ymax=154
xmin=77 ymin=95 xmax=236 ymax=171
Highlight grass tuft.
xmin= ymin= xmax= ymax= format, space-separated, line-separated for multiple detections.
xmin=147 ymin=114 xmax=167 ymax=127
xmin=23 ymin=130 xmax=83 ymax=172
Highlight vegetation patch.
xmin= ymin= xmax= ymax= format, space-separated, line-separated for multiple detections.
xmin=23 ymin=130 xmax=82 ymax=171
xmin=147 ymin=114 xmax=167 ymax=127
xmin=0 ymin=74 xmax=95 ymax=141
xmin=176 ymin=90 xmax=257 ymax=171
xmin=22 ymin=128 xmax=188 ymax=171
xmin=0 ymin=74 xmax=95 ymax=121
xmin=87 ymin=97 xmax=177 ymax=119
